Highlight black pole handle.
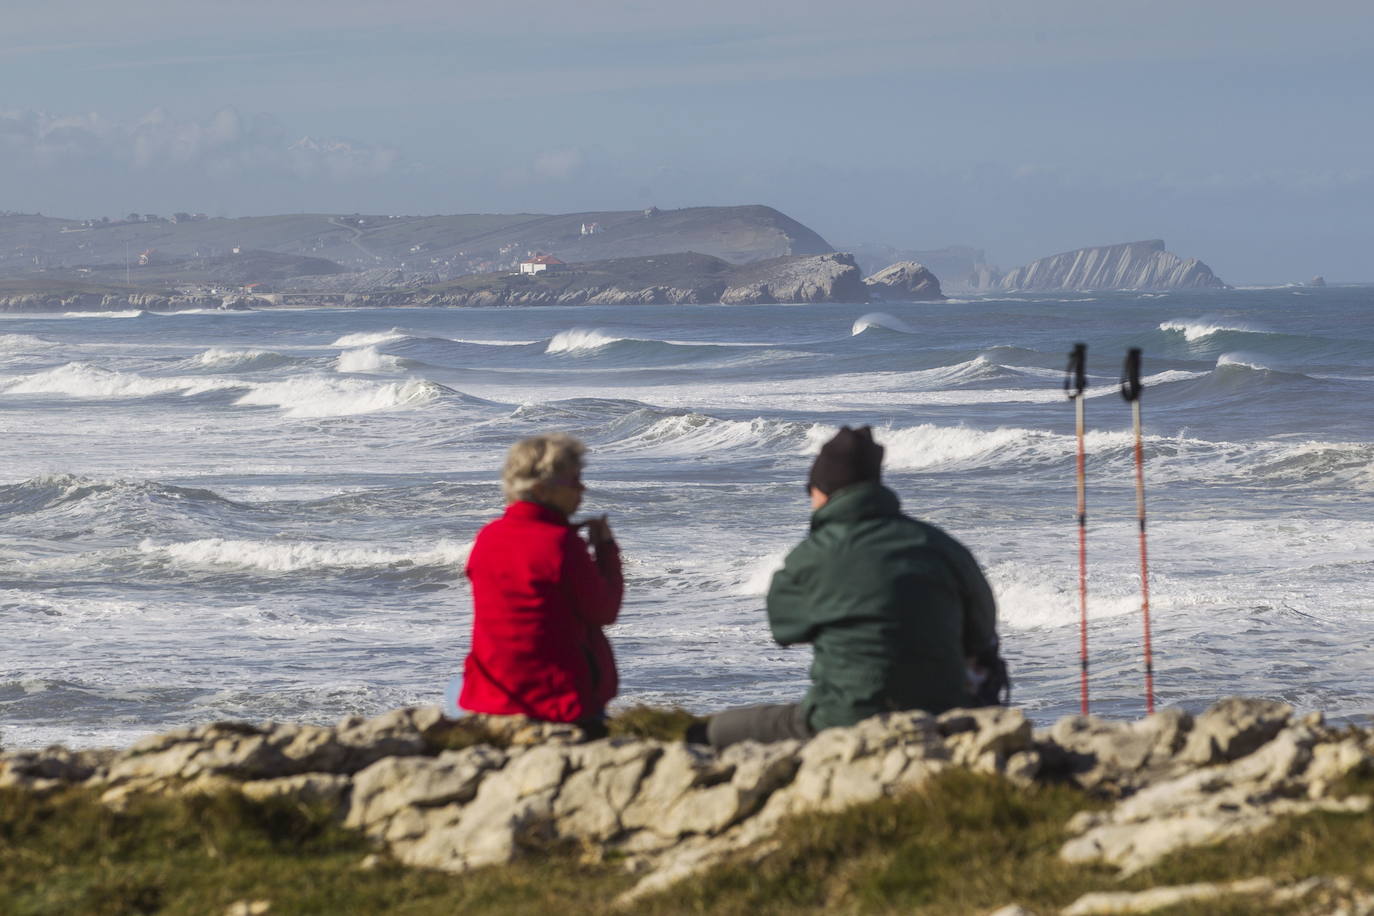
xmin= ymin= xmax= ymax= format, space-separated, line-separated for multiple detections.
xmin=1064 ymin=343 xmax=1087 ymax=399
xmin=1121 ymin=347 xmax=1143 ymax=402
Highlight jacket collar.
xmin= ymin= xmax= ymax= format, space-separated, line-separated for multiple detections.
xmin=504 ymin=500 xmax=571 ymax=525
xmin=810 ymin=481 xmax=901 ymax=531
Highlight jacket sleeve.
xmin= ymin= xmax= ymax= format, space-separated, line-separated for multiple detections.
xmin=952 ymin=545 xmax=999 ymax=656
xmin=766 ymin=539 xmax=822 ymax=646
xmin=560 ymin=532 xmax=623 ymax=628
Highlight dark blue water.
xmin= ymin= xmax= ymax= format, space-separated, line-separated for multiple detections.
xmin=1 ymin=285 xmax=1371 ymax=748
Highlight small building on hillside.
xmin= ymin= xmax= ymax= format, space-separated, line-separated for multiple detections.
xmin=519 ymin=254 xmax=567 ymax=275
xmin=580 ymin=222 xmax=601 ymax=235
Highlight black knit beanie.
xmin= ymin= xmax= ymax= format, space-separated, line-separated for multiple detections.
xmin=807 ymin=425 xmax=884 ymax=495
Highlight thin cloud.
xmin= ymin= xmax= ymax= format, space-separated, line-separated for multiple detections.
xmin=0 ymin=106 xmax=399 ymax=181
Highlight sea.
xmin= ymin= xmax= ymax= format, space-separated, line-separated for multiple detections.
xmin=2 ymin=287 xmax=1371 ymax=749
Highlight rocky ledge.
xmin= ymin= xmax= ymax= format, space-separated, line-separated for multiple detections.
xmin=3 ymin=698 xmax=1369 ymax=908
xmin=0 ymin=292 xmax=266 ymax=312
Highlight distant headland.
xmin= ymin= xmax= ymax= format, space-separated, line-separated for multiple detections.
xmin=0 ymin=207 xmax=1234 ymax=310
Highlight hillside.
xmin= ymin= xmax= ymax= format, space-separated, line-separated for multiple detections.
xmin=0 ymin=205 xmax=833 ymax=281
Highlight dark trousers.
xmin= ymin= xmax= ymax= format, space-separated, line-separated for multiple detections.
xmin=704 ymin=702 xmax=815 ymax=750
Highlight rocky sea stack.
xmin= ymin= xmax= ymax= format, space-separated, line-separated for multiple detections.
xmin=863 ymin=260 xmax=946 ymax=301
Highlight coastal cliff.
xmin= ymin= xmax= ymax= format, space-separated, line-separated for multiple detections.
xmin=982 ymin=240 xmax=1227 ymax=291
xmin=3 ymin=698 xmax=1371 ymax=912
xmin=343 ymin=252 xmax=869 ymax=307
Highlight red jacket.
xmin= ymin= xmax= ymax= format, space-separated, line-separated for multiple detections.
xmin=460 ymin=500 xmax=622 ymax=722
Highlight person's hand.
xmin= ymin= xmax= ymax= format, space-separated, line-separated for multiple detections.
xmin=581 ymin=515 xmax=614 ymax=546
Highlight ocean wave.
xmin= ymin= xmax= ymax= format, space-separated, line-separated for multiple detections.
xmin=194 ymin=348 xmax=297 ymax=370
xmin=851 ymin=312 xmax=918 ymax=336
xmin=601 ymin=410 xmax=815 ymax=457
xmin=0 ymin=333 xmax=50 ymax=351
xmin=1159 ymin=318 xmax=1260 ymax=341
xmin=137 ymin=536 xmax=472 ymax=573
xmin=1 ymin=362 xmax=237 ymax=399
xmin=233 ymin=376 xmax=448 ymax=418
xmin=331 ymin=328 xmax=408 ymax=348
xmin=61 ymin=310 xmax=146 ymax=318
xmin=336 ymin=346 xmax=403 ymax=373
xmin=0 ymin=473 xmax=244 ymax=517
xmin=545 ymin=329 xmax=625 ymax=354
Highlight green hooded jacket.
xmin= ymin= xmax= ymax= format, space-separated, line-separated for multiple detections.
xmin=766 ymin=481 xmax=999 ymax=731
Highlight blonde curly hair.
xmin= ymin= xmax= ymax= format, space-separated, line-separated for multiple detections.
xmin=501 ymin=433 xmax=586 ymax=504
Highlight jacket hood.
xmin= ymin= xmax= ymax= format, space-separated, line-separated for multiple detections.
xmin=810 ymin=481 xmax=902 ymax=531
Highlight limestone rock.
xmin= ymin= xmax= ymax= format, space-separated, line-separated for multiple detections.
xmin=1178 ymin=697 xmax=1291 ymax=765
xmin=240 ymin=773 xmax=352 ymax=807
xmin=863 ymin=260 xmax=946 ymax=301
xmin=346 ymin=745 xmax=506 ymax=834
xmin=1042 ymin=708 xmax=1192 ymax=794
xmin=1062 ymin=877 xmax=1275 ymax=914
xmin=720 ymin=253 xmax=867 ymax=304
xmin=0 ymin=746 xmax=115 ymax=792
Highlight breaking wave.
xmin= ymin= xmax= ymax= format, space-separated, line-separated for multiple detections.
xmin=233 ymin=376 xmax=447 ymax=418
xmin=1 ymin=362 xmax=235 ymax=399
xmin=331 ymin=328 xmax=408 ymax=348
xmin=335 ymin=346 xmax=403 ymax=373
xmin=600 ymin=410 xmax=815 ymax=457
xmin=137 ymin=537 xmax=473 ymax=573
xmin=851 ymin=312 xmax=918 ymax=336
xmin=1159 ymin=319 xmax=1259 ymax=341
xmin=61 ymin=310 xmax=145 ymax=318
xmin=545 ymin=329 xmax=625 ymax=354
xmin=194 ymin=348 xmax=297 ymax=370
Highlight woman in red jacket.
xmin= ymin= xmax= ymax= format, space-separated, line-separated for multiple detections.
xmin=459 ymin=433 xmax=622 ymax=726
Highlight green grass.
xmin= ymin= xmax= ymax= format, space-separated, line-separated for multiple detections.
xmin=2 ymin=764 xmax=1371 ymax=914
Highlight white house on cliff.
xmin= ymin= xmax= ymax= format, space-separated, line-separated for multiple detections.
xmin=519 ymin=254 xmax=567 ymax=275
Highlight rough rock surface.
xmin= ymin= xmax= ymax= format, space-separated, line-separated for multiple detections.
xmin=719 ymin=252 xmax=867 ymax=304
xmin=980 ymin=240 xmax=1227 ymax=291
xmin=0 ymin=292 xmax=265 ymax=312
xmin=863 ymin=260 xmax=946 ymax=301
xmin=3 ymin=698 xmax=1370 ymax=904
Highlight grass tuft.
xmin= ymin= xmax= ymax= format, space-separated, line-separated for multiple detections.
xmin=607 ymin=705 xmax=706 ymax=742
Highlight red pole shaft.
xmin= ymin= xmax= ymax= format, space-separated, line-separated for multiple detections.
xmin=1132 ymin=400 xmax=1156 ymax=714
xmin=1075 ymin=395 xmax=1089 ymax=715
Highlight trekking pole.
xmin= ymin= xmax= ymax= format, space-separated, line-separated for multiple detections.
xmin=1120 ymin=348 xmax=1156 ymax=714
xmin=1064 ymin=343 xmax=1090 ymax=715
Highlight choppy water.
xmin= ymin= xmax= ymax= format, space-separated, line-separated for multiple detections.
xmin=2 ymin=287 xmax=1372 ymax=748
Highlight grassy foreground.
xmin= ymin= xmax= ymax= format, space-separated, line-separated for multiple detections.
xmin=3 ymin=769 xmax=1373 ymax=916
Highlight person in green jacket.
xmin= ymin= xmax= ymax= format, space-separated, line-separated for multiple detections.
xmin=699 ymin=425 xmax=1004 ymax=749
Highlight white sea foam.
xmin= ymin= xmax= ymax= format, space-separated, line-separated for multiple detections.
xmin=331 ymin=328 xmax=408 ymax=347
xmin=1160 ymin=318 xmax=1257 ymax=341
xmin=851 ymin=312 xmax=918 ymax=335
xmin=987 ymin=560 xmax=1144 ymax=630
xmin=138 ymin=537 xmax=473 ymax=573
xmin=1 ymin=362 xmax=235 ymax=399
xmin=232 ymin=376 xmax=443 ymax=417
xmin=546 ymin=329 xmax=625 ymax=354
xmin=61 ymin=310 xmax=145 ymax=318
xmin=0 ymin=333 xmax=49 ymax=351
xmin=335 ymin=346 xmax=402 ymax=373
xmin=736 ymin=551 xmax=788 ymax=596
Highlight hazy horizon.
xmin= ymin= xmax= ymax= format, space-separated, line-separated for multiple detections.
xmin=3 ymin=0 xmax=1372 ymax=284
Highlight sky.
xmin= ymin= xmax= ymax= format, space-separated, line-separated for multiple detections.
xmin=2 ymin=0 xmax=1372 ymax=282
